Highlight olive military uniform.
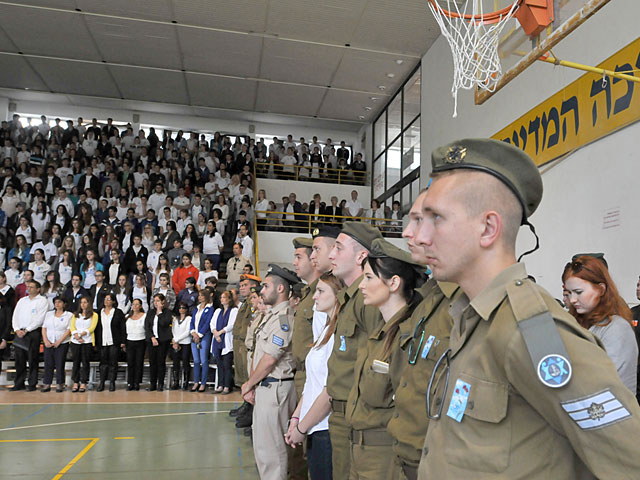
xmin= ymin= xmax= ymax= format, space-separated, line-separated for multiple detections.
xmin=327 ymin=276 xmax=383 ymax=479
xmin=346 ymin=305 xmax=412 ymax=480
xmin=386 ymin=280 xmax=458 ymax=480
xmin=419 ymin=264 xmax=640 ymax=479
xmin=292 ymin=278 xmax=317 ymax=399
xmin=232 ymin=300 xmax=253 ymax=385
xmin=252 ymin=300 xmax=297 ymax=480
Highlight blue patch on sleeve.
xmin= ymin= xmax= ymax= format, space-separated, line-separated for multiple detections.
xmin=272 ymin=335 xmax=284 ymax=347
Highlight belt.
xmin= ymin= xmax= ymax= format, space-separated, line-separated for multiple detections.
xmin=349 ymin=428 xmax=393 ymax=447
xmin=330 ymin=399 xmax=346 ymax=415
xmin=258 ymin=377 xmax=294 ymax=387
xmin=401 ymin=463 xmax=418 ymax=480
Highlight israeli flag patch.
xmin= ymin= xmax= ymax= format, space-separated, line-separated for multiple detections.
xmin=272 ymin=335 xmax=284 ymax=347
xmin=421 ymin=335 xmax=436 ymax=359
xmin=561 ymin=390 xmax=631 ymax=430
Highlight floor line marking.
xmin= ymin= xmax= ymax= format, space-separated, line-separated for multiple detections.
xmin=0 ymin=438 xmax=96 ymax=442
xmin=0 ymin=410 xmax=229 ymax=433
xmin=52 ymin=438 xmax=99 ymax=480
xmin=6 ymin=404 xmax=51 ymax=428
xmin=113 ymin=436 xmax=135 ymax=439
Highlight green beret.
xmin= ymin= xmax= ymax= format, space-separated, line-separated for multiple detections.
xmin=266 ymin=263 xmax=301 ymax=285
xmin=341 ymin=221 xmax=382 ymax=251
xmin=369 ymin=238 xmax=426 ymax=268
xmin=431 ymin=138 xmax=543 ymax=220
xmin=312 ymin=225 xmax=341 ymax=240
xmin=292 ymin=237 xmax=313 ymax=249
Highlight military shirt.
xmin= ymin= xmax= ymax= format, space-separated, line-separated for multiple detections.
xmin=245 ymin=310 xmax=263 ymax=371
xmin=232 ymin=300 xmax=252 ymax=342
xmin=327 ymin=275 xmax=383 ymax=402
xmin=292 ymin=278 xmax=317 ymax=372
xmin=419 ymin=263 xmax=640 ymax=479
xmin=387 ymin=280 xmax=459 ymax=466
xmin=346 ymin=305 xmax=412 ymax=431
xmin=252 ymin=300 xmax=296 ymax=379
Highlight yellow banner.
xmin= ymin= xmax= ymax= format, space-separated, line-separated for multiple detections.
xmin=493 ymin=38 xmax=640 ymax=166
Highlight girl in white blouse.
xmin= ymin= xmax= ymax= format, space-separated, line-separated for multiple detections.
xmin=114 ymin=274 xmax=132 ymax=315
xmin=125 ymin=298 xmax=146 ymax=390
xmin=69 ymin=297 xmax=98 ymax=393
xmin=41 ymin=297 xmax=72 ymax=392
xmin=170 ymin=303 xmax=192 ymax=390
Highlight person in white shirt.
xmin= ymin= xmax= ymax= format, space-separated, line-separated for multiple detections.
xmin=281 ymin=148 xmax=298 ymax=179
xmin=215 ymin=166 xmax=231 ymax=191
xmin=51 ymin=188 xmax=74 ymax=217
xmin=237 ymin=225 xmax=254 ymax=265
xmin=41 ymin=297 xmax=72 ymax=392
xmin=11 ymin=280 xmax=49 ymax=391
xmin=29 ymin=248 xmax=51 ymax=285
xmin=147 ymin=240 xmax=163 ymax=274
xmin=345 ymin=190 xmax=364 ymax=218
xmin=125 ymin=298 xmax=146 ymax=390
xmin=149 ymin=184 xmax=168 ymax=215
xmin=173 ymin=188 xmax=191 ymax=213
xmin=6 ymin=257 xmax=23 ymax=288
xmin=211 ymin=290 xmax=238 ymax=394
xmin=69 ymin=296 xmax=98 ymax=393
xmin=31 ymin=230 xmax=58 ymax=264
xmin=171 ymin=303 xmax=192 ymax=390
xmin=202 ymin=221 xmax=224 ymax=271
xmin=198 ymin=258 xmax=219 ymax=290
xmin=285 ymin=273 xmax=339 ymax=475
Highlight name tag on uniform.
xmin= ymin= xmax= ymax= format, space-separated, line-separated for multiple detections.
xmin=446 ymin=379 xmax=471 ymax=423
xmin=272 ymin=335 xmax=284 ymax=347
xmin=421 ymin=335 xmax=436 ymax=359
xmin=339 ymin=335 xmax=346 ymax=352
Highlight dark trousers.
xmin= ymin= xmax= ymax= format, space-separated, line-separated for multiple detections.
xmin=14 ymin=330 xmax=42 ymax=387
xmin=70 ymin=342 xmax=92 ymax=384
xmin=206 ymin=254 xmax=221 ymax=271
xmin=126 ymin=340 xmax=145 ymax=386
xmin=307 ymin=430 xmax=333 ymax=480
xmin=171 ymin=343 xmax=191 ymax=383
xmin=148 ymin=340 xmax=170 ymax=387
xmin=217 ymin=352 xmax=233 ymax=389
xmin=43 ymin=343 xmax=69 ymax=385
xmin=99 ymin=344 xmax=120 ymax=383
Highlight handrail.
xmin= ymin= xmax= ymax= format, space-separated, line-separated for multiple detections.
xmin=254 ymin=161 xmax=367 ymax=185
xmin=254 ymin=210 xmax=402 ymax=235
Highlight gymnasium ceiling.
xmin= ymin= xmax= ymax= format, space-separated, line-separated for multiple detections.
xmin=0 ymin=0 xmax=440 ymax=130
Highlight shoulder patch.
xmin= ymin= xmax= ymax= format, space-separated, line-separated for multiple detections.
xmin=272 ymin=335 xmax=284 ymax=347
xmin=562 ymin=390 xmax=631 ymax=429
xmin=538 ymin=354 xmax=571 ymax=388
xmin=278 ymin=314 xmax=290 ymax=332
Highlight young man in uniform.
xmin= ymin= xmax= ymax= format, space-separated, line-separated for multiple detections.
xmin=416 ymin=138 xmax=640 ymax=478
xmin=325 ymin=222 xmax=384 ymax=479
xmin=241 ymin=265 xmax=300 ymax=480
xmin=230 ymin=274 xmax=261 ymax=432
xmin=385 ymin=191 xmax=459 ymax=480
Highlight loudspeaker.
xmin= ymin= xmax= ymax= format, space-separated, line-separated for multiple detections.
xmin=8 ymin=102 xmax=16 ymax=112
xmin=249 ymin=124 xmax=255 ymax=134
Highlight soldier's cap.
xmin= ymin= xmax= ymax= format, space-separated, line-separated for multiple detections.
xmin=292 ymin=237 xmax=313 ymax=249
xmin=431 ymin=138 xmax=543 ymax=221
xmin=240 ymin=274 xmax=262 ymax=283
xmin=291 ymin=282 xmax=306 ymax=298
xmin=571 ymin=253 xmax=608 ymax=268
xmin=265 ymin=264 xmax=301 ymax=285
xmin=368 ymin=238 xmax=426 ymax=269
xmin=340 ymin=221 xmax=383 ymax=251
xmin=250 ymin=284 xmax=263 ymax=294
xmin=311 ymin=225 xmax=341 ymax=240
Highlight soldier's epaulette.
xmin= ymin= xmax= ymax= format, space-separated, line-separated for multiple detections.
xmin=506 ymin=278 xmax=573 ymax=389
xmin=278 ymin=313 xmax=290 ymax=332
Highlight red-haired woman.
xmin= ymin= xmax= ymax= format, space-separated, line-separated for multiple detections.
xmin=563 ymin=255 xmax=638 ymax=393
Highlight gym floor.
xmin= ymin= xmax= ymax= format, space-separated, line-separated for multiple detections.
xmin=0 ymin=391 xmax=259 ymax=479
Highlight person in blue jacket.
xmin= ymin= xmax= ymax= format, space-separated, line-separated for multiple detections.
xmin=189 ymin=288 xmax=214 ymax=392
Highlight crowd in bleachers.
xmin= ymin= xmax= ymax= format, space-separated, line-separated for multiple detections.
xmin=0 ymin=113 xmax=361 ymax=392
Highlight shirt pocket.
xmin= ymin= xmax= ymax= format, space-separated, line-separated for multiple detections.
xmin=444 ymin=374 xmax=511 ymax=473
xmin=361 ymin=365 xmax=394 ymax=408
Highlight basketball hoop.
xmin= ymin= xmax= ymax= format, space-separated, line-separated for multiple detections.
xmin=428 ymin=0 xmax=521 ymax=117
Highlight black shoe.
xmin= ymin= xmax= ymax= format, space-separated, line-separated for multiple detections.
xmin=127 ymin=384 xmax=134 ymax=391
xmin=41 ymin=385 xmax=51 ymax=392
xmin=182 ymin=382 xmax=189 ymax=391
xmin=229 ymin=407 xmax=240 ymax=417
xmin=147 ymin=385 xmax=157 ymax=391
xmin=134 ymin=384 xmax=140 ymax=391
xmin=243 ymin=427 xmax=252 ymax=437
xmin=109 ymin=382 xmax=116 ymax=392
xmin=26 ymin=385 xmax=37 ymax=392
xmin=235 ymin=414 xmax=252 ymax=429
xmin=56 ymin=384 xmax=64 ymax=393
xmin=170 ymin=383 xmax=179 ymax=390
xmin=9 ymin=384 xmax=25 ymax=391
xmin=96 ymin=382 xmax=105 ymax=392
xmin=158 ymin=384 xmax=164 ymax=392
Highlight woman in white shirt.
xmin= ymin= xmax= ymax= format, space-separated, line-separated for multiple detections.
xmin=97 ymin=293 xmax=126 ymax=392
xmin=114 ymin=274 xmax=132 ymax=315
xmin=132 ymin=273 xmax=150 ymax=313
xmin=57 ymin=250 xmax=74 ymax=286
xmin=254 ymin=189 xmax=269 ymax=229
xmin=16 ymin=216 xmax=33 ymax=245
xmin=29 ymin=248 xmax=51 ymax=285
xmin=141 ymin=224 xmax=156 ymax=250
xmin=42 ymin=271 xmax=65 ymax=311
xmin=171 ymin=303 xmax=192 ymax=390
xmin=202 ymin=221 xmax=224 ymax=271
xmin=125 ymin=298 xmax=146 ymax=391
xmin=41 ymin=297 xmax=72 ymax=392
xmin=211 ymin=208 xmax=226 ymax=237
xmin=210 ymin=291 xmax=238 ymax=394
xmin=70 ymin=297 xmax=98 ymax=393
xmin=31 ymin=201 xmax=51 ymax=241
xmin=286 ymin=272 xmax=341 ymax=477
xmin=214 ymin=195 xmax=229 ymax=222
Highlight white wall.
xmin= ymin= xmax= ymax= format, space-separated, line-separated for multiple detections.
xmin=258 ymin=178 xmax=371 ymax=208
xmin=419 ymin=0 xmax=639 ymax=302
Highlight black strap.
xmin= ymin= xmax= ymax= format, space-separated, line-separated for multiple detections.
xmin=517 ymin=220 xmax=540 ymax=262
xmin=519 ymin=312 xmax=570 ymax=372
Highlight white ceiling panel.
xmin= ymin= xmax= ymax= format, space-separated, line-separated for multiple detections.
xmin=76 ymin=0 xmax=174 ymax=22
xmin=178 ymin=28 xmax=262 ymax=77
xmin=173 ymin=0 xmax=268 ymax=33
xmin=0 ymin=24 xmax=18 ymax=51
xmin=12 ymin=0 xmax=76 ymax=8
xmin=109 ymin=66 xmax=189 ymax=104
xmin=256 ymin=82 xmax=325 ymax=117
xmin=317 ymin=89 xmax=382 ymax=122
xmin=260 ymin=38 xmax=342 ymax=86
xmin=0 ymin=54 xmax=49 ymax=91
xmin=28 ymin=57 xmax=121 ymax=98
xmin=186 ymin=74 xmax=257 ymax=111
xmin=331 ymin=50 xmax=418 ymax=93
xmin=84 ymin=16 xmax=182 ymax=69
xmin=0 ymin=5 xmax=101 ymax=61
xmin=267 ymin=0 xmax=367 ymax=45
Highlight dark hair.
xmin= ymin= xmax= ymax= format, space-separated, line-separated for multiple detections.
xmin=198 ymin=288 xmax=211 ymax=304
xmin=76 ymin=295 xmax=94 ymax=317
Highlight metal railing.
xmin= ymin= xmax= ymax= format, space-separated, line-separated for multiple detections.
xmin=254 ymin=210 xmax=402 ymax=237
xmin=253 ymin=162 xmax=367 ymax=185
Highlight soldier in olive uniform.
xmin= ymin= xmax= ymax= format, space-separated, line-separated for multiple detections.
xmin=386 ymin=191 xmax=459 ymax=480
xmin=242 ymin=264 xmax=300 ymax=480
xmin=326 ymin=222 xmax=384 ymax=479
xmin=346 ymin=238 xmax=427 ymax=480
xmin=230 ymin=274 xmax=261 ymax=427
xmin=416 ymin=139 xmax=640 ymax=479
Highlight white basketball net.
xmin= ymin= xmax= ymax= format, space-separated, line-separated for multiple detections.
xmin=428 ymin=0 xmax=520 ymax=117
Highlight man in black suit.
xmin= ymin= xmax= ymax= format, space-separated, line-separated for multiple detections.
xmin=76 ymin=166 xmax=101 ymax=194
xmin=89 ymin=270 xmax=113 ymax=312
xmin=308 ymin=193 xmax=326 ymax=224
xmin=124 ymin=234 xmax=148 ymax=275
xmin=323 ymin=195 xmax=343 ymax=224
xmin=63 ymin=274 xmax=89 ymax=312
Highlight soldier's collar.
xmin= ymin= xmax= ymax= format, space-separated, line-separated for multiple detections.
xmin=372 ymin=304 xmax=410 ymax=340
xmin=469 ymin=263 xmax=527 ymax=321
xmin=437 ymin=281 xmax=459 ymax=299
xmin=272 ymin=300 xmax=290 ymax=313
